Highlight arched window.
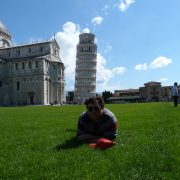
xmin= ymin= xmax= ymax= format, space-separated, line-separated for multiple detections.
xmin=28 ymin=61 xmax=32 ymax=69
xmin=15 ymin=63 xmax=18 ymax=70
xmin=22 ymin=62 xmax=25 ymax=69
xmin=17 ymin=50 xmax=20 ymax=56
xmin=17 ymin=82 xmax=20 ymax=91
xmin=35 ymin=60 xmax=38 ymax=68
xmin=40 ymin=46 xmax=43 ymax=52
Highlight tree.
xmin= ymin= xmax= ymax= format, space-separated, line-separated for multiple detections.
xmin=102 ymin=90 xmax=113 ymax=103
xmin=66 ymin=91 xmax=74 ymax=102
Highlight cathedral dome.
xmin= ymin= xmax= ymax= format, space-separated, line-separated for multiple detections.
xmin=0 ymin=21 xmax=7 ymax=31
xmin=0 ymin=20 xmax=12 ymax=48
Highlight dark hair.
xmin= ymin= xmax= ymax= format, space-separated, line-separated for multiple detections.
xmin=85 ymin=96 xmax=104 ymax=109
xmin=174 ymin=82 xmax=178 ymax=86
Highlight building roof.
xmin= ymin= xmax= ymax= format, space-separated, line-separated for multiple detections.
xmin=144 ymin=81 xmax=161 ymax=86
xmin=1 ymin=39 xmax=59 ymax=50
xmin=115 ymin=89 xmax=139 ymax=93
xmin=80 ymin=32 xmax=94 ymax=36
xmin=161 ymin=86 xmax=172 ymax=88
xmin=108 ymin=96 xmax=140 ymax=101
xmin=2 ymin=40 xmax=50 ymax=49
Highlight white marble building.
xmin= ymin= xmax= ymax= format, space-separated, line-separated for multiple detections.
xmin=74 ymin=33 xmax=97 ymax=104
xmin=0 ymin=21 xmax=65 ymax=106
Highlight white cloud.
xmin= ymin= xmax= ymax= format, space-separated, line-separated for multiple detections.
xmin=135 ymin=56 xmax=172 ymax=71
xmin=95 ymin=38 xmax=98 ymax=44
xmin=101 ymin=1 xmax=117 ymax=15
xmin=96 ymin=53 xmax=126 ymax=91
xmin=112 ymin=67 xmax=126 ymax=75
xmin=104 ymin=5 xmax=109 ymax=9
xmin=158 ymin=77 xmax=168 ymax=83
xmin=82 ymin=28 xmax=90 ymax=33
xmin=104 ymin=42 xmax=112 ymax=53
xmin=55 ymin=22 xmax=80 ymax=81
xmin=150 ymin=56 xmax=172 ymax=69
xmin=96 ymin=53 xmax=126 ymax=82
xmin=119 ymin=2 xmax=127 ymax=12
xmin=96 ymin=53 xmax=113 ymax=83
xmin=118 ymin=0 xmax=135 ymax=12
xmin=126 ymin=0 xmax=135 ymax=4
xmin=135 ymin=63 xmax=148 ymax=71
xmin=91 ymin=16 xmax=104 ymax=26
xmin=55 ymin=21 xmax=126 ymax=92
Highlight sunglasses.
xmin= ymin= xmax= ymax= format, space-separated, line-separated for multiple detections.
xmin=87 ymin=106 xmax=100 ymax=112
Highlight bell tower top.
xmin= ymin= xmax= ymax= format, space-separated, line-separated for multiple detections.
xmin=79 ymin=33 xmax=95 ymax=44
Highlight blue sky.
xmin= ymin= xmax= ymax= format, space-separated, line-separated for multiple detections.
xmin=1 ymin=0 xmax=180 ymax=92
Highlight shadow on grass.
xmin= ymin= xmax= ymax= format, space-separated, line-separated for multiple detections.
xmin=65 ymin=128 xmax=77 ymax=132
xmin=55 ymin=136 xmax=85 ymax=150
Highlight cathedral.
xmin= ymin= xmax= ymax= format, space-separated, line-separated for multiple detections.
xmin=0 ymin=21 xmax=65 ymax=106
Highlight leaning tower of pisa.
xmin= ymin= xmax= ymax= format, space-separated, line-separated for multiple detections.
xmin=74 ymin=33 xmax=97 ymax=104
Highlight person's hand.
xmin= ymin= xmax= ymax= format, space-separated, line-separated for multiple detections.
xmin=89 ymin=138 xmax=116 ymax=149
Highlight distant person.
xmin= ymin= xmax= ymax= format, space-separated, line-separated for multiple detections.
xmin=172 ymin=82 xmax=179 ymax=107
xmin=77 ymin=97 xmax=118 ymax=142
xmin=168 ymin=88 xmax=172 ymax=101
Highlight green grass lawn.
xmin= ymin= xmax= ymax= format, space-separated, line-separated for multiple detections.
xmin=0 ymin=103 xmax=179 ymax=180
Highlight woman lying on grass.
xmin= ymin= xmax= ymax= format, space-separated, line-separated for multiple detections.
xmin=77 ymin=97 xmax=118 ymax=143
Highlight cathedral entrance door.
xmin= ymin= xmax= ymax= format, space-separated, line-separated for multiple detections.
xmin=28 ymin=92 xmax=35 ymax=105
